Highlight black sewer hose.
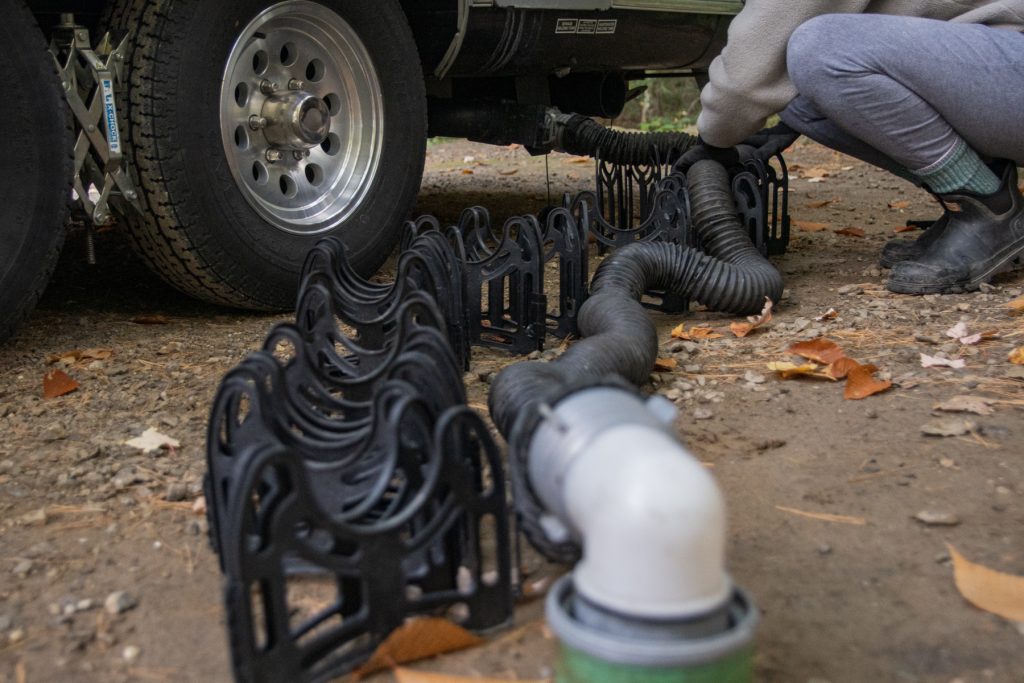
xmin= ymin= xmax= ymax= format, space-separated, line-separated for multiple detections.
xmin=554 ymin=113 xmax=700 ymax=166
xmin=488 ymin=160 xmax=784 ymax=438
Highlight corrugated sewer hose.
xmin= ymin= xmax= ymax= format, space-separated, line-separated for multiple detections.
xmin=489 ymin=130 xmax=786 ymax=680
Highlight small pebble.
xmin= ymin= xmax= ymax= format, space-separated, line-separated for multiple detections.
xmin=122 ymin=645 xmax=141 ymax=663
xmin=914 ymin=511 xmax=961 ymax=527
xmin=692 ymin=408 xmax=714 ymax=420
xmin=817 ymin=544 xmax=833 ymax=556
xmin=104 ymin=591 xmax=137 ymax=615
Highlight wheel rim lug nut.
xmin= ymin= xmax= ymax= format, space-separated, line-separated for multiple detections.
xmin=288 ymin=79 xmax=305 ymax=91
xmin=259 ymin=80 xmax=279 ymax=95
xmin=249 ymin=115 xmax=267 ymax=130
xmin=265 ymin=149 xmax=283 ymax=163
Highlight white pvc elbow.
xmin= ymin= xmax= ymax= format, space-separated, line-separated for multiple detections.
xmin=563 ymin=424 xmax=729 ymax=620
xmin=526 ymin=388 xmax=731 ymax=621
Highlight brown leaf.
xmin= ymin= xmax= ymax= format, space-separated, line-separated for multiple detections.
xmin=933 ymin=395 xmax=996 ymax=416
xmin=670 ymin=324 xmax=722 ymax=341
xmin=804 ymin=198 xmax=837 ymax=209
xmin=395 ymin=669 xmax=548 ymax=683
xmin=354 ymin=618 xmax=484 ymax=678
xmin=1010 ymin=347 xmax=1024 ymax=365
xmin=787 ymin=338 xmax=846 ymax=365
xmin=844 ymin=364 xmax=892 ymax=400
xmin=729 ymin=297 xmax=773 ymax=338
xmin=461 ymin=169 xmax=474 ymax=175
xmin=130 ymin=315 xmax=171 ymax=325
xmin=827 ymin=357 xmax=861 ymax=380
xmin=46 ymin=349 xmax=83 ymax=365
xmin=1008 ymin=295 xmax=1024 ymax=313
xmin=893 ymin=225 xmax=919 ymax=233
xmin=766 ymin=361 xmax=836 ymax=381
xmin=568 ymin=157 xmax=591 ymax=164
xmin=887 ymin=199 xmax=911 ymax=210
xmin=792 ymin=219 xmax=829 ymax=233
xmin=798 ymin=167 xmax=831 ymax=180
xmin=653 ymin=357 xmax=678 ymax=372
xmin=814 ymin=307 xmax=838 ymax=322
xmin=947 ymin=544 xmax=1024 ymax=622
xmin=43 ymin=370 xmax=79 ymax=399
xmin=834 ymin=227 xmax=866 ymax=238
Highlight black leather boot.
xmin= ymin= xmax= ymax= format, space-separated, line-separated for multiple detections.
xmin=888 ymin=163 xmax=1024 ymax=295
xmin=878 ymin=212 xmax=949 ymax=269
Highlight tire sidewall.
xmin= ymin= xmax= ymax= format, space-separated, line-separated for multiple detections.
xmin=0 ymin=0 xmax=71 ymax=340
xmin=147 ymin=0 xmax=425 ymax=304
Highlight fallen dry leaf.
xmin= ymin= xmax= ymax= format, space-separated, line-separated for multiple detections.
xmin=395 ymin=669 xmax=548 ymax=683
xmin=775 ymin=505 xmax=867 ymax=526
xmin=799 ymin=166 xmax=831 ymax=181
xmin=834 ymin=227 xmax=866 ymax=238
xmin=46 ymin=348 xmax=113 ymax=365
xmin=921 ymin=354 xmax=966 ymax=369
xmin=130 ymin=315 xmax=171 ymax=325
xmin=933 ymin=395 xmax=996 ymax=416
xmin=921 ymin=418 xmax=977 ymax=437
xmin=125 ymin=428 xmax=181 ymax=453
xmin=461 ymin=169 xmax=474 ymax=175
xmin=804 ymin=198 xmax=837 ymax=209
xmin=1010 ymin=347 xmax=1024 ymax=365
xmin=948 ymin=544 xmax=1024 ymax=622
xmin=730 ymin=297 xmax=773 ymax=338
xmin=670 ymin=324 xmax=722 ymax=341
xmin=814 ymin=307 xmax=838 ymax=322
xmin=944 ymin=322 xmax=995 ymax=345
xmin=653 ymin=357 xmax=678 ymax=372
xmin=827 ymin=357 xmax=861 ymax=380
xmin=355 ymin=618 xmax=484 ymax=678
xmin=893 ymin=225 xmax=919 ymax=233
xmin=766 ymin=361 xmax=836 ymax=381
xmin=787 ymin=338 xmax=846 ymax=365
xmin=1008 ymin=295 xmax=1024 ymax=313
xmin=43 ymin=370 xmax=79 ymax=399
xmin=844 ymin=364 xmax=892 ymax=400
xmin=888 ymin=199 xmax=911 ymax=210
xmin=792 ymin=219 xmax=829 ymax=233
xmin=568 ymin=157 xmax=591 ymax=164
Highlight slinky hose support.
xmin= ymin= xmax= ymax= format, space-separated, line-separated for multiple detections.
xmin=488 ymin=160 xmax=784 ymax=437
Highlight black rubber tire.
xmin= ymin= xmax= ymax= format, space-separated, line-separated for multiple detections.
xmin=116 ymin=0 xmax=427 ymax=310
xmin=0 ymin=0 xmax=73 ymax=343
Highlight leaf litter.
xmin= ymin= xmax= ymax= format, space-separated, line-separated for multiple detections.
xmin=769 ymin=338 xmax=891 ymax=399
xmin=947 ymin=544 xmax=1024 ymax=623
xmin=354 ymin=618 xmax=484 ymax=678
xmin=43 ymin=370 xmax=79 ymax=399
xmin=730 ymin=298 xmax=773 ymax=338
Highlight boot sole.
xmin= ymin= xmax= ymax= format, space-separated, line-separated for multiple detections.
xmin=887 ymin=236 xmax=1024 ymax=295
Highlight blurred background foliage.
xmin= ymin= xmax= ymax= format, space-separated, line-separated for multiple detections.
xmin=618 ymin=77 xmax=702 ymax=131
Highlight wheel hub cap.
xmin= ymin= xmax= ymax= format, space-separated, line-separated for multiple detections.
xmin=261 ymin=91 xmax=332 ymax=149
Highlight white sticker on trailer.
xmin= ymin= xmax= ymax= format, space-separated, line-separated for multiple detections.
xmin=101 ymin=78 xmax=122 ymax=155
xmin=556 ymin=17 xmax=617 ymax=35
xmin=556 ymin=18 xmax=579 ymax=33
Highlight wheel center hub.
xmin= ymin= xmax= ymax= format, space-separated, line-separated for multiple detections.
xmin=261 ymin=91 xmax=331 ymax=150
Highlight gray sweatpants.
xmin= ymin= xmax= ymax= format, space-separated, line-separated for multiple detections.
xmin=779 ymin=14 xmax=1024 ymax=180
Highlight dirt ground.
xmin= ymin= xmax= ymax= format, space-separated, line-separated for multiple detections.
xmin=1 ymin=138 xmax=1023 ymax=683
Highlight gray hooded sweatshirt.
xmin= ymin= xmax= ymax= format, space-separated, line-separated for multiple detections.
xmin=697 ymin=0 xmax=1024 ymax=147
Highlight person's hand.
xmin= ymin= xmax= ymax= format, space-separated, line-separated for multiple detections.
xmin=674 ymin=138 xmax=742 ymax=174
xmin=741 ymin=122 xmax=800 ymax=160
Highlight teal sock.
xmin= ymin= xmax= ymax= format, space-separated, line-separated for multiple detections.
xmin=915 ymin=139 xmax=1000 ymax=195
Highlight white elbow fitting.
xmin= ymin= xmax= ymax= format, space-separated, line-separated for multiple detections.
xmin=527 ymin=387 xmax=730 ymax=620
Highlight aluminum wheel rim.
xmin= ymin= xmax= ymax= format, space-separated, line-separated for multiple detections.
xmin=220 ymin=1 xmax=384 ymax=235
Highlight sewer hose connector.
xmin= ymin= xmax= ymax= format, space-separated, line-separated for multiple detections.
xmin=490 ymin=157 xmax=780 ymax=682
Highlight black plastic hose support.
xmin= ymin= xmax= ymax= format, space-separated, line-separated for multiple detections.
xmin=489 ymin=160 xmax=784 ymax=437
